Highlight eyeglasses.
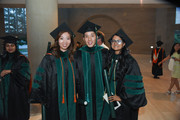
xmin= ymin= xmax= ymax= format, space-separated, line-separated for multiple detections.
xmin=5 ymin=43 xmax=16 ymax=47
xmin=111 ymin=40 xmax=123 ymax=45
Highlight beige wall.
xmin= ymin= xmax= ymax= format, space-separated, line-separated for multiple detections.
xmin=59 ymin=7 xmax=175 ymax=54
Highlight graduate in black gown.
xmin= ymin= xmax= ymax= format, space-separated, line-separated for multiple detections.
xmin=74 ymin=21 xmax=108 ymax=120
xmin=30 ymin=23 xmax=77 ymax=120
xmin=151 ymin=40 xmax=166 ymax=79
xmin=0 ymin=36 xmax=31 ymax=120
xmin=102 ymin=29 xmax=147 ymax=120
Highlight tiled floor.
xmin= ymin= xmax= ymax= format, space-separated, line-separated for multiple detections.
xmin=30 ymin=54 xmax=180 ymax=120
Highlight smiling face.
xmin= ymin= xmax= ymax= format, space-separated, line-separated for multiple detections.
xmin=111 ymin=35 xmax=125 ymax=54
xmin=83 ymin=31 xmax=97 ymax=48
xmin=59 ymin=32 xmax=71 ymax=52
xmin=5 ymin=43 xmax=16 ymax=53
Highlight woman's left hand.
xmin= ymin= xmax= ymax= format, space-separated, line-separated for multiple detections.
xmin=108 ymin=95 xmax=121 ymax=102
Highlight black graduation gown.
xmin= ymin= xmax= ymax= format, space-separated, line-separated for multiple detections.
xmin=101 ymin=53 xmax=147 ymax=120
xmin=30 ymin=52 xmax=76 ymax=120
xmin=0 ymin=51 xmax=31 ymax=120
xmin=74 ymin=46 xmax=108 ymax=120
xmin=115 ymin=54 xmax=147 ymax=120
xmin=151 ymin=47 xmax=166 ymax=76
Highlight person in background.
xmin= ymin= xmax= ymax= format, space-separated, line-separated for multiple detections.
xmin=30 ymin=23 xmax=77 ymax=120
xmin=151 ymin=40 xmax=166 ymax=79
xmin=97 ymin=31 xmax=109 ymax=50
xmin=74 ymin=21 xmax=108 ymax=120
xmin=0 ymin=36 xmax=31 ymax=120
xmin=102 ymin=29 xmax=147 ymax=120
xmin=158 ymin=42 xmax=180 ymax=94
xmin=76 ymin=41 xmax=82 ymax=50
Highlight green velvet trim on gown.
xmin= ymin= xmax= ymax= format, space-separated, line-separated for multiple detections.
xmin=80 ymin=46 xmax=104 ymax=120
xmin=101 ymin=58 xmax=117 ymax=120
xmin=79 ymin=45 xmax=104 ymax=53
xmin=124 ymin=74 xmax=145 ymax=95
xmin=55 ymin=50 xmax=76 ymax=120
xmin=0 ymin=60 xmax=13 ymax=118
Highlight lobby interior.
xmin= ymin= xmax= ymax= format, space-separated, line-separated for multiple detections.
xmin=0 ymin=0 xmax=180 ymax=120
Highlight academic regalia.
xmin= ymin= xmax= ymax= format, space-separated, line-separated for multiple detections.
xmin=0 ymin=36 xmax=31 ymax=120
xmin=74 ymin=21 xmax=108 ymax=120
xmin=30 ymin=23 xmax=76 ymax=120
xmin=103 ymin=53 xmax=147 ymax=120
xmin=74 ymin=46 xmax=108 ymax=120
xmin=30 ymin=51 xmax=76 ymax=120
xmin=151 ymin=40 xmax=166 ymax=77
xmin=102 ymin=29 xmax=147 ymax=120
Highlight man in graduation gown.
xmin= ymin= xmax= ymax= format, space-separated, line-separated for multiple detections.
xmin=30 ymin=23 xmax=77 ymax=120
xmin=74 ymin=21 xmax=108 ymax=120
xmin=0 ymin=36 xmax=31 ymax=120
xmin=151 ymin=40 xmax=166 ymax=79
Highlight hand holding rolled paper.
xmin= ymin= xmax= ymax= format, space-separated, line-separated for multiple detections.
xmin=109 ymin=95 xmax=121 ymax=102
xmin=103 ymin=69 xmax=116 ymax=118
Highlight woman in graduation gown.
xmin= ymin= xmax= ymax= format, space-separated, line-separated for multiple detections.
xmin=102 ymin=29 xmax=147 ymax=120
xmin=74 ymin=21 xmax=108 ymax=120
xmin=30 ymin=23 xmax=77 ymax=120
xmin=0 ymin=36 xmax=31 ymax=120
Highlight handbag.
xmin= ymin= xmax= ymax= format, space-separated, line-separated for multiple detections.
xmin=168 ymin=58 xmax=174 ymax=71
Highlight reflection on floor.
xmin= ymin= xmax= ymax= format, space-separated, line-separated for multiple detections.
xmin=30 ymin=54 xmax=180 ymax=120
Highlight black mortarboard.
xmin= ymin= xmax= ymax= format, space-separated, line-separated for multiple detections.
xmin=50 ymin=22 xmax=75 ymax=39
xmin=108 ymin=29 xmax=133 ymax=47
xmin=77 ymin=21 xmax=101 ymax=34
xmin=0 ymin=35 xmax=19 ymax=44
xmin=156 ymin=40 xmax=163 ymax=46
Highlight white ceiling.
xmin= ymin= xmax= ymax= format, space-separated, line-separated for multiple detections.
xmin=0 ymin=0 xmax=169 ymax=4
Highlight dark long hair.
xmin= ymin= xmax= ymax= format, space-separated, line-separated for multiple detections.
xmin=52 ymin=31 xmax=74 ymax=61
xmin=170 ymin=43 xmax=180 ymax=56
xmin=107 ymin=45 xmax=130 ymax=82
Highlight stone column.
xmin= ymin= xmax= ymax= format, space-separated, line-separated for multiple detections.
xmin=26 ymin=0 xmax=58 ymax=76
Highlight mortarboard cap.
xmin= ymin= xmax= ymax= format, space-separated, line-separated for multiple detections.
xmin=0 ymin=35 xmax=19 ymax=44
xmin=156 ymin=40 xmax=163 ymax=46
xmin=77 ymin=21 xmax=101 ymax=34
xmin=50 ymin=22 xmax=75 ymax=39
xmin=108 ymin=29 xmax=133 ymax=47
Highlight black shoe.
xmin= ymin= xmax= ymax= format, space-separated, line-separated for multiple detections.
xmin=154 ymin=76 xmax=160 ymax=79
